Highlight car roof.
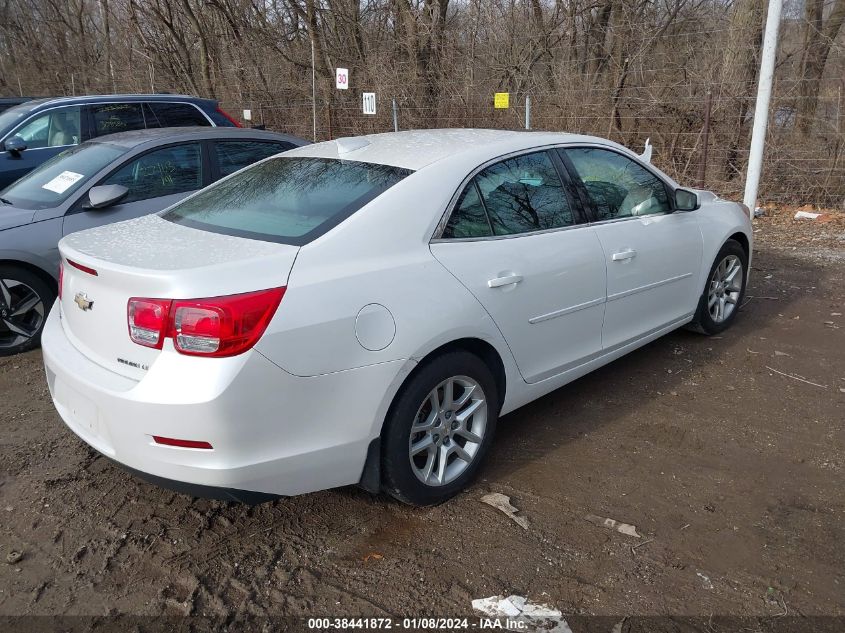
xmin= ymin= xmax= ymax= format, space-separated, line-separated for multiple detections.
xmin=285 ymin=128 xmax=638 ymax=171
xmin=88 ymin=126 xmax=307 ymax=149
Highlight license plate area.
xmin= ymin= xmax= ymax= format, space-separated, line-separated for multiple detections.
xmin=53 ymin=378 xmax=115 ymax=456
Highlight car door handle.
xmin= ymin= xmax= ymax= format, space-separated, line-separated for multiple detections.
xmin=611 ymin=249 xmax=637 ymax=261
xmin=488 ymin=274 xmax=523 ymax=288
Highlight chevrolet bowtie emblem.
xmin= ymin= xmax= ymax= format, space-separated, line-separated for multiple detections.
xmin=74 ymin=292 xmax=94 ymax=312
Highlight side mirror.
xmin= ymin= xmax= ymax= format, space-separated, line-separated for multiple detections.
xmin=674 ymin=188 xmax=699 ymax=211
xmin=85 ymin=184 xmax=128 ymax=210
xmin=4 ymin=136 xmax=26 ymax=155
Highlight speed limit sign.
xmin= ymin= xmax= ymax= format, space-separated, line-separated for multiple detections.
xmin=335 ymin=68 xmax=349 ymax=90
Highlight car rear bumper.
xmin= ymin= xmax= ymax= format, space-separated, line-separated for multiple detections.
xmin=41 ymin=304 xmax=405 ymax=498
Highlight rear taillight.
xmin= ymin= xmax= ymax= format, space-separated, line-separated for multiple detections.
xmin=215 ymin=106 xmax=242 ymax=127
xmin=58 ymin=261 xmax=64 ymax=300
xmin=127 ymin=288 xmax=284 ymax=357
xmin=128 ymin=298 xmax=171 ymax=349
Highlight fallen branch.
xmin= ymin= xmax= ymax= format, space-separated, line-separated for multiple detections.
xmin=631 ymin=538 xmax=654 ymax=555
xmin=765 ymin=366 xmax=827 ymax=389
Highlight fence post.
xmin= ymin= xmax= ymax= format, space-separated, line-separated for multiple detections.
xmin=697 ymin=90 xmax=712 ymax=188
xmin=392 ymin=98 xmax=399 ymax=132
xmin=310 ymin=37 xmax=317 ymax=142
xmin=525 ymin=95 xmax=531 ymax=130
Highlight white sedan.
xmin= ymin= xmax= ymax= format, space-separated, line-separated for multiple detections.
xmin=42 ymin=129 xmax=752 ymax=505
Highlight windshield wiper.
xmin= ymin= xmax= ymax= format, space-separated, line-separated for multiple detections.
xmin=0 ymin=197 xmax=12 ymax=205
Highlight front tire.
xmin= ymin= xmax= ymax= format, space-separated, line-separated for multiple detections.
xmin=689 ymin=239 xmax=748 ymax=335
xmin=381 ymin=350 xmax=499 ymax=506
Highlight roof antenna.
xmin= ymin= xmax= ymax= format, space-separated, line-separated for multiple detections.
xmin=640 ymin=138 xmax=652 ymax=164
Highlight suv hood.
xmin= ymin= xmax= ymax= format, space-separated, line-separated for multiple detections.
xmin=0 ymin=205 xmax=35 ymax=232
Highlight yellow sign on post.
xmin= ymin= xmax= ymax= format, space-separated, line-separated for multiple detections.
xmin=494 ymin=92 xmax=510 ymax=109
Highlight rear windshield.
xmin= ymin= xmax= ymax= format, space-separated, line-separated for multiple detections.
xmin=162 ymin=157 xmax=412 ymax=245
xmin=0 ymin=142 xmax=127 ymax=210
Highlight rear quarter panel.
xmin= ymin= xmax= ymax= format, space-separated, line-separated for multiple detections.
xmin=253 ymin=159 xmax=521 ymax=386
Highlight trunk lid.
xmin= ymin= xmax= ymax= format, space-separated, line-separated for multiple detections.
xmin=58 ymin=214 xmax=298 ymax=380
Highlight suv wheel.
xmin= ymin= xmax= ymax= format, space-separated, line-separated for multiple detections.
xmin=0 ymin=266 xmax=54 ymax=357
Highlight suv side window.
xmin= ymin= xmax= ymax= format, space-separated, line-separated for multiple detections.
xmin=214 ymin=140 xmax=294 ymax=177
xmin=145 ymin=102 xmax=210 ymax=127
xmin=91 ymin=103 xmax=145 ymax=137
xmin=564 ymin=147 xmax=671 ymax=220
xmin=10 ymin=107 xmax=82 ymax=148
xmin=101 ymin=143 xmax=203 ymax=204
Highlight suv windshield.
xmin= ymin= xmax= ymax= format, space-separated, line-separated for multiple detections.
xmin=163 ymin=157 xmax=412 ymax=245
xmin=0 ymin=142 xmax=127 ymax=210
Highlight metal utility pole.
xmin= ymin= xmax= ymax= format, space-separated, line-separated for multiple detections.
xmin=743 ymin=0 xmax=783 ymax=214
xmin=311 ymin=37 xmax=317 ymax=143
xmin=698 ymin=90 xmax=712 ymax=188
xmin=392 ymin=98 xmax=399 ymax=132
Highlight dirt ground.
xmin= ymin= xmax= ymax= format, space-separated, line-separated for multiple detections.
xmin=1 ymin=208 xmax=843 ymax=626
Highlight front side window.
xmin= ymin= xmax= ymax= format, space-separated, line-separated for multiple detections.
xmin=564 ymin=148 xmax=671 ymax=220
xmin=92 ymin=103 xmax=145 ymax=137
xmin=214 ymin=140 xmax=294 ymax=178
xmin=163 ymin=157 xmax=412 ymax=245
xmin=101 ymin=143 xmax=203 ymax=204
xmin=11 ymin=107 xmax=82 ymax=149
xmin=0 ymin=142 xmax=126 ymax=210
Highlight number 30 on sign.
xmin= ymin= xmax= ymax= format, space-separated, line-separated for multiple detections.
xmin=362 ymin=92 xmax=376 ymax=115
xmin=336 ymin=68 xmax=349 ymax=90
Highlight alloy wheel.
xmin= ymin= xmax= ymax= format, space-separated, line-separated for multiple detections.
xmin=408 ymin=375 xmax=488 ymax=487
xmin=707 ymin=255 xmax=743 ymax=324
xmin=0 ymin=278 xmax=45 ymax=350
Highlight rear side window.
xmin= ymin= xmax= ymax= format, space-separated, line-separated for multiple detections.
xmin=214 ymin=140 xmax=294 ymax=177
xmin=92 ymin=103 xmax=145 ymax=136
xmin=102 ymin=143 xmax=203 ymax=204
xmin=163 ymin=157 xmax=412 ymax=245
xmin=145 ymin=103 xmax=210 ymax=127
xmin=443 ymin=183 xmax=491 ymax=238
xmin=443 ymin=151 xmax=574 ymax=238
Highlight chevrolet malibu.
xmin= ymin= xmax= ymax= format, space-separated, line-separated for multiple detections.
xmin=42 ymin=129 xmax=752 ymax=505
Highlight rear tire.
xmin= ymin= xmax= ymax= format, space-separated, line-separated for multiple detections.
xmin=688 ymin=239 xmax=748 ymax=335
xmin=381 ymin=350 xmax=499 ymax=506
xmin=0 ymin=266 xmax=54 ymax=357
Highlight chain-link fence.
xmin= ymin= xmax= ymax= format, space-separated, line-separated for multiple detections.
xmin=2 ymin=0 xmax=843 ymax=207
